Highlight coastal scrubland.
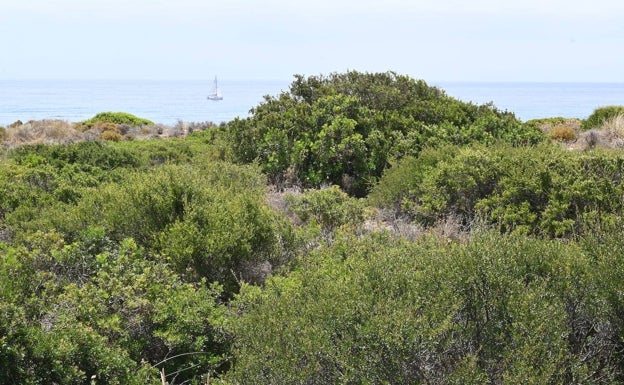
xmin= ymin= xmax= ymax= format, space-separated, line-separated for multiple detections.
xmin=2 ymin=71 xmax=624 ymax=384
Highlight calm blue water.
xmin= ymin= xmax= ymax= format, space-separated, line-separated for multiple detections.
xmin=0 ymin=79 xmax=290 ymax=127
xmin=436 ymin=82 xmax=624 ymax=122
xmin=1 ymin=80 xmax=624 ymax=126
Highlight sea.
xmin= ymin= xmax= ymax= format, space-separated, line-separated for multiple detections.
xmin=1 ymin=79 xmax=624 ymax=127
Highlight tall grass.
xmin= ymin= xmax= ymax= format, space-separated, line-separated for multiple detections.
xmin=600 ymin=114 xmax=624 ymax=137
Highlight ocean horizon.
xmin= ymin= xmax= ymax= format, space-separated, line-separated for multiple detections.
xmin=2 ymin=79 xmax=623 ymax=127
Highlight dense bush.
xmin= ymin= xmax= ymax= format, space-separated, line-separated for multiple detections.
xmin=0 ymin=144 xmax=293 ymax=383
xmin=9 ymin=141 xmax=140 ymax=170
xmin=284 ymin=185 xmax=365 ymax=238
xmin=0 ymin=235 xmax=227 ymax=384
xmin=228 ymin=71 xmax=543 ymax=196
xmin=225 ymin=231 xmax=624 ymax=384
xmin=582 ymin=105 xmax=624 ymax=130
xmin=82 ymin=111 xmax=154 ymax=126
xmin=65 ymin=163 xmax=293 ymax=292
xmin=370 ymin=144 xmax=624 ymax=236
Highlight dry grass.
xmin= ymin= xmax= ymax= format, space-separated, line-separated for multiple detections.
xmin=530 ymin=118 xmax=581 ymax=136
xmin=266 ymin=186 xmax=304 ymax=225
xmin=362 ymin=210 xmax=471 ymax=243
xmin=0 ymin=119 xmax=217 ymax=149
xmin=600 ymin=114 xmax=624 ymax=137
xmin=569 ymin=114 xmax=624 ymax=151
xmin=267 ymin=185 xmax=471 ymax=244
xmin=550 ymin=125 xmax=576 ymax=142
xmin=1 ymin=120 xmax=83 ymax=147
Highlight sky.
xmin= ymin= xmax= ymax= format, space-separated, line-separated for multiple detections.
xmin=1 ymin=0 xmax=623 ymax=82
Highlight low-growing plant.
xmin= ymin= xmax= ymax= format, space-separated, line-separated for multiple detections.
xmin=100 ymin=130 xmax=122 ymax=141
xmin=69 ymin=163 xmax=294 ymax=293
xmin=8 ymin=120 xmax=23 ymax=128
xmin=83 ymin=112 xmax=154 ymax=127
xmin=524 ymin=117 xmax=569 ymax=130
xmin=549 ymin=124 xmax=576 ymax=141
xmin=9 ymin=141 xmax=140 ymax=170
xmin=94 ymin=121 xmax=118 ymax=133
xmin=1 ymin=120 xmax=81 ymax=147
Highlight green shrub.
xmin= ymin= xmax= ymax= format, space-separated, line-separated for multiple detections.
xmin=83 ymin=112 xmax=154 ymax=126
xmin=371 ymin=144 xmax=624 ymax=237
xmin=9 ymin=141 xmax=140 ymax=170
xmin=582 ymin=106 xmax=624 ymax=130
xmin=225 ymin=231 xmax=622 ymax=384
xmin=284 ymin=185 xmax=365 ymax=235
xmin=57 ymin=238 xmax=227 ymax=383
xmin=71 ymin=163 xmax=293 ymax=292
xmin=228 ymin=71 xmax=542 ymax=196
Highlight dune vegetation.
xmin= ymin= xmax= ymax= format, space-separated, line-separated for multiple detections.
xmin=2 ymin=71 xmax=624 ymax=384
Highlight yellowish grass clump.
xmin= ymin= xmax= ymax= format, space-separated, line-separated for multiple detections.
xmin=600 ymin=114 xmax=624 ymax=138
xmin=100 ymin=130 xmax=123 ymax=141
xmin=550 ymin=125 xmax=576 ymax=141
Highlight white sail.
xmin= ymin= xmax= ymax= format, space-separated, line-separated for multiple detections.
xmin=207 ymin=76 xmax=223 ymax=101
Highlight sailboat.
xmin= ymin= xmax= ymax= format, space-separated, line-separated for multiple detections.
xmin=207 ymin=76 xmax=223 ymax=101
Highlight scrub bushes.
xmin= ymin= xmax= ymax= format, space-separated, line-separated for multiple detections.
xmin=82 ymin=111 xmax=154 ymax=127
xmin=224 ymin=231 xmax=624 ymax=384
xmin=228 ymin=71 xmax=544 ymax=196
xmin=370 ymin=144 xmax=624 ymax=236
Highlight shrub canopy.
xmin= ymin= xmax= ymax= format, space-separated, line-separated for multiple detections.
xmin=83 ymin=111 xmax=154 ymax=126
xmin=227 ymin=71 xmax=543 ymax=196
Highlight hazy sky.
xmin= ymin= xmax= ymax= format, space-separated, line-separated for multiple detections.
xmin=2 ymin=0 xmax=623 ymax=81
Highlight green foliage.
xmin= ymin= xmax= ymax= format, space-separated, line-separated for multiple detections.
xmin=57 ymin=238 xmax=227 ymax=383
xmin=226 ymin=234 xmax=460 ymax=384
xmin=68 ymin=162 xmax=291 ymax=292
xmin=0 ymin=142 xmax=145 ymax=243
xmin=228 ymin=71 xmax=543 ymax=196
xmin=371 ymin=144 xmax=624 ymax=236
xmin=5 ymin=72 xmax=624 ymax=384
xmin=582 ymin=105 xmax=624 ymax=130
xmin=284 ymin=185 xmax=365 ymax=236
xmin=0 ymin=237 xmax=226 ymax=384
xmin=83 ymin=111 xmax=154 ymax=126
xmin=119 ymin=137 xmax=196 ymax=165
xmin=225 ymin=231 xmax=624 ymax=384
xmin=9 ymin=141 xmax=140 ymax=170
